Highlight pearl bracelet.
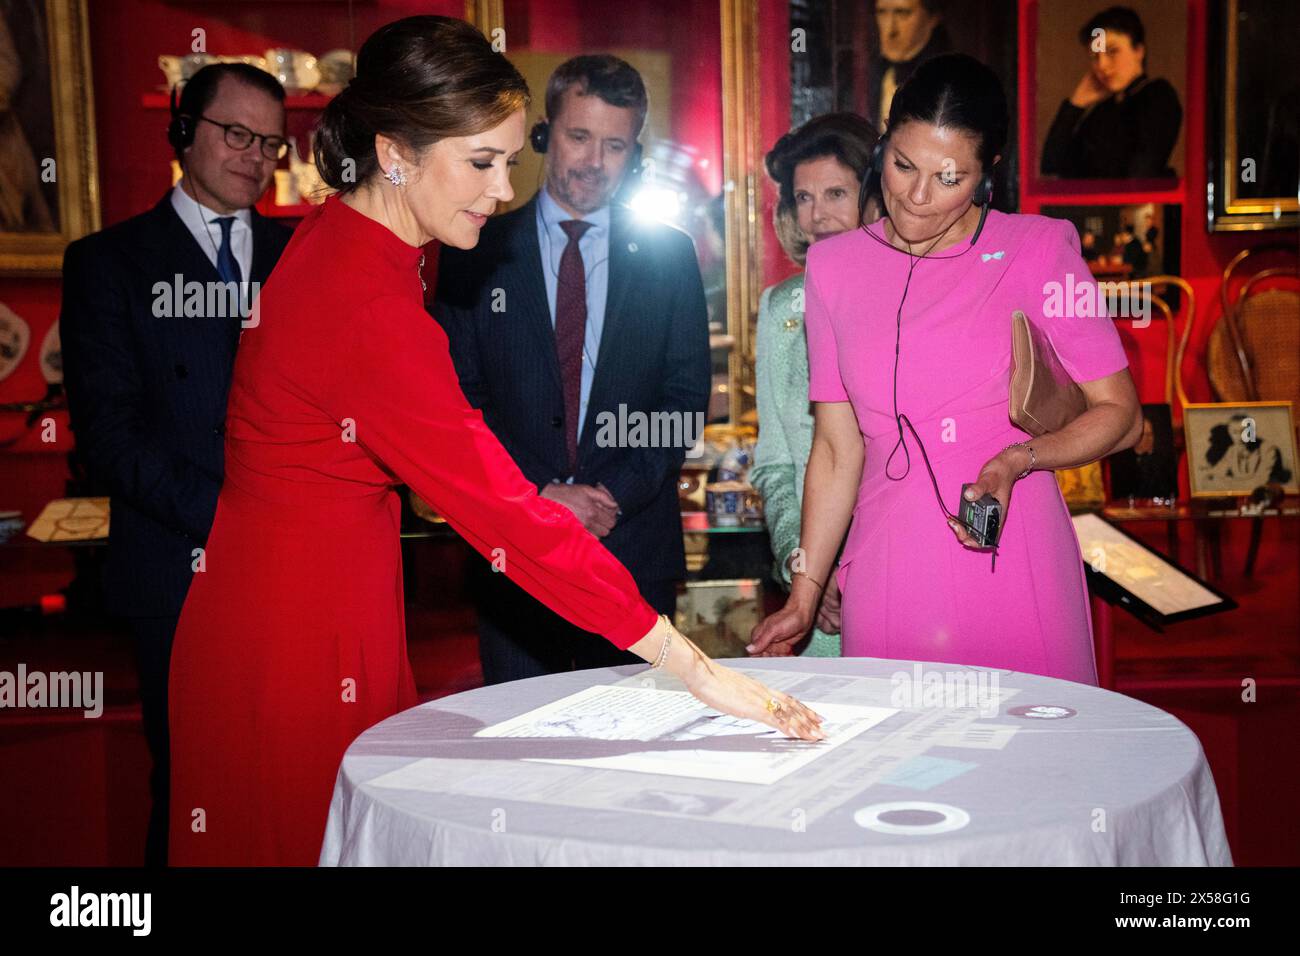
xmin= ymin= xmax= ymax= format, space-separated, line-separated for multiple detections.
xmin=650 ymin=614 xmax=673 ymax=669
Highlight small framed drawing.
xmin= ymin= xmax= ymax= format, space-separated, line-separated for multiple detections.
xmin=1055 ymin=461 xmax=1105 ymax=512
xmin=1183 ymin=402 xmax=1298 ymax=498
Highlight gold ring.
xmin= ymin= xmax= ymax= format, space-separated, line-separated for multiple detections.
xmin=766 ymin=697 xmax=783 ymax=716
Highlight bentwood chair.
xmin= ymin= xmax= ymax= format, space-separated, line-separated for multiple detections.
xmin=1209 ymin=246 xmax=1300 ymax=576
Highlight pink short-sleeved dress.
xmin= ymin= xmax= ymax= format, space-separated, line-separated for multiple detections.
xmin=803 ymin=209 xmax=1129 ymax=683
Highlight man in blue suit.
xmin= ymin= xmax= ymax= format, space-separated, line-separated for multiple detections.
xmin=60 ymin=64 xmax=292 ymax=865
xmin=435 ymin=55 xmax=710 ymax=684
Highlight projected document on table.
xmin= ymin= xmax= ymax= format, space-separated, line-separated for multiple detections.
xmin=474 ymin=684 xmax=897 ymax=785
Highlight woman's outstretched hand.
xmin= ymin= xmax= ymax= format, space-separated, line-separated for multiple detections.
xmin=631 ymin=618 xmax=826 ymax=740
xmin=683 ymin=653 xmax=827 ymax=740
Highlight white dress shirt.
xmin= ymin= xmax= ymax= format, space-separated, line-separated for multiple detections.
xmin=170 ymin=181 xmax=254 ymax=284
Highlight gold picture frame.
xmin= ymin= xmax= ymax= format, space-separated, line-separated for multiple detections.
xmin=0 ymin=0 xmax=100 ymax=275
xmin=1207 ymin=0 xmax=1299 ymax=231
xmin=720 ymin=0 xmax=761 ymax=425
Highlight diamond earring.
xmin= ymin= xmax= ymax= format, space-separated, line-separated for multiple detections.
xmin=386 ymin=164 xmax=406 ymax=187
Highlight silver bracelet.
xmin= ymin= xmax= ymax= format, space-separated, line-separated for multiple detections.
xmin=1004 ymin=441 xmax=1035 ymax=480
xmin=650 ymin=614 xmax=673 ymax=668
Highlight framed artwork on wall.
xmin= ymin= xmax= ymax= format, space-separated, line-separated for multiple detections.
xmin=1108 ymin=402 xmax=1178 ymax=503
xmin=675 ymin=578 xmax=762 ymax=659
xmin=1183 ymin=401 xmax=1299 ymax=498
xmin=1042 ymin=202 xmax=1181 ymax=284
xmin=1206 ymin=0 xmax=1300 ymax=231
xmin=1034 ymin=0 xmax=1186 ymax=187
xmin=0 ymin=0 xmax=100 ymax=275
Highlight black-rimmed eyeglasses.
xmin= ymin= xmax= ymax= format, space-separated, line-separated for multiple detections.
xmin=198 ymin=115 xmax=289 ymax=161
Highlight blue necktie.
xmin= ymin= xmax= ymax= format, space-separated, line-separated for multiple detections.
xmin=213 ymin=216 xmax=242 ymax=286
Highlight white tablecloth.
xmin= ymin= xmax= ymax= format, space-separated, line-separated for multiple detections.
xmin=320 ymin=657 xmax=1232 ymax=866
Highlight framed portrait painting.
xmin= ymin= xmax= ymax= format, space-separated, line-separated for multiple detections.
xmin=1034 ymin=0 xmax=1186 ymax=186
xmin=0 ymin=0 xmax=99 ymax=275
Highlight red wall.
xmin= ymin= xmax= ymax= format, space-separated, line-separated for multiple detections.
xmin=758 ymin=0 xmax=795 ymax=289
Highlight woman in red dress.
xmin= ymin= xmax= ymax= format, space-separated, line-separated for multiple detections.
xmin=168 ymin=16 xmax=823 ymax=866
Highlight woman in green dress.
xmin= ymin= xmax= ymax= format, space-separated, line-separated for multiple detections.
xmin=748 ymin=113 xmax=879 ymax=657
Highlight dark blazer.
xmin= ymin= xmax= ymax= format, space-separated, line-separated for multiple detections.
xmin=60 ymin=193 xmax=292 ymax=617
xmin=434 ymin=196 xmax=710 ymax=584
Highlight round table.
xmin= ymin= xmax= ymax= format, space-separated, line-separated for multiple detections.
xmin=320 ymin=658 xmax=1232 ymax=866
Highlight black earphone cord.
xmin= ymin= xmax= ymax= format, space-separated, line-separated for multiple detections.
xmin=872 ymin=215 xmax=995 ymax=549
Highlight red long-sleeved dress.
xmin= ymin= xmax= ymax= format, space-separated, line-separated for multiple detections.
xmin=168 ymin=195 xmax=657 ymax=866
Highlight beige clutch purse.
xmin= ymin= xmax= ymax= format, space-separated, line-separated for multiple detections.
xmin=1009 ymin=309 xmax=1086 ymax=436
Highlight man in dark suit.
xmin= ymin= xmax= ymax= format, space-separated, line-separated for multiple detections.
xmin=435 ymin=55 xmax=710 ymax=684
xmin=59 ymin=63 xmax=292 ymax=866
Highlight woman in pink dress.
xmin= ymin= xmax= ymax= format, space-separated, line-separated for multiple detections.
xmin=750 ymin=55 xmax=1142 ymax=683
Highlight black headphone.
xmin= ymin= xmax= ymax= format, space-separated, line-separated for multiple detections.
xmin=864 ymin=135 xmax=995 ymax=245
xmin=529 ymin=118 xmax=550 ymax=154
xmin=167 ymin=83 xmax=196 ymax=156
xmin=530 ymin=119 xmax=645 ymax=179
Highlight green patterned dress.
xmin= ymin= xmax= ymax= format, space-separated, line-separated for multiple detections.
xmin=750 ymin=274 xmax=841 ymax=656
